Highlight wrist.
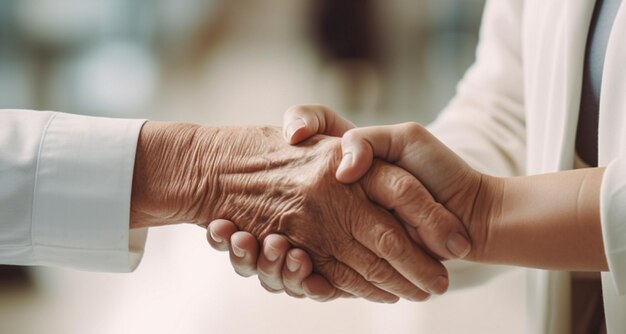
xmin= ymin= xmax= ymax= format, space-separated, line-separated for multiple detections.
xmin=472 ymin=168 xmax=606 ymax=271
xmin=463 ymin=174 xmax=505 ymax=263
xmin=130 ymin=121 xmax=221 ymax=228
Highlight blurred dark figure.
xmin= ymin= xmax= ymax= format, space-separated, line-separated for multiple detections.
xmin=312 ymin=0 xmax=381 ymax=113
xmin=314 ymin=0 xmax=377 ymax=61
xmin=0 ymin=266 xmax=32 ymax=289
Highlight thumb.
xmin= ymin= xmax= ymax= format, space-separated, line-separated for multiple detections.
xmin=336 ymin=123 xmax=471 ymax=203
xmin=283 ymin=105 xmax=355 ymax=144
xmin=335 ymin=129 xmax=376 ymax=183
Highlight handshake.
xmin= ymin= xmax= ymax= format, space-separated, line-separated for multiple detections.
xmin=131 ymin=104 xmax=499 ymax=303
xmin=131 ymin=104 xmax=605 ymax=303
xmin=204 ymin=105 xmax=496 ymax=303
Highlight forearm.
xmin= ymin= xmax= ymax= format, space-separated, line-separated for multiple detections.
xmin=479 ymin=168 xmax=608 ymax=271
xmin=130 ymin=121 xmax=219 ymax=228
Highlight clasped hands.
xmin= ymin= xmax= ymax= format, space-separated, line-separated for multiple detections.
xmin=205 ymin=105 xmax=502 ymax=303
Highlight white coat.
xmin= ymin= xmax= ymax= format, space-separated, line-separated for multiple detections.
xmin=430 ymin=0 xmax=626 ymax=332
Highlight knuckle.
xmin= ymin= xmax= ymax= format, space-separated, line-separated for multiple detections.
xmin=376 ymin=228 xmax=406 ymax=260
xmin=421 ymin=203 xmax=451 ymax=234
xmin=389 ymin=173 xmax=420 ymax=207
xmin=401 ymin=122 xmax=424 ymax=138
xmin=362 ymin=259 xmax=395 ymax=285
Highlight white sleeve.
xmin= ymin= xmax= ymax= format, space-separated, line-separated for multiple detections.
xmin=426 ymin=0 xmax=526 ymax=283
xmin=0 ymin=109 xmax=147 ymax=272
xmin=601 ymin=158 xmax=626 ymax=294
xmin=428 ymin=0 xmax=526 ymax=178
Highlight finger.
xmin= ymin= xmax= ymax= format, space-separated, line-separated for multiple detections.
xmin=302 ymin=274 xmax=353 ymax=302
xmin=281 ymin=249 xmax=352 ymax=301
xmin=362 ymin=161 xmax=471 ymax=259
xmin=319 ymin=261 xmax=400 ymax=303
xmin=228 ymin=231 xmax=260 ymax=277
xmin=281 ymin=248 xmax=349 ymax=300
xmin=283 ymin=105 xmax=355 ymax=144
xmin=257 ymin=234 xmax=292 ymax=291
xmin=280 ymin=248 xmax=313 ymax=296
xmin=333 ymin=238 xmax=430 ymax=301
xmin=351 ymin=204 xmax=450 ymax=295
xmin=207 ymin=219 xmax=239 ymax=251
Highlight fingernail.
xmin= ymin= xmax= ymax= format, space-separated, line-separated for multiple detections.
xmin=209 ymin=229 xmax=223 ymax=243
xmin=264 ymin=246 xmax=279 ymax=262
xmin=286 ymin=257 xmax=301 ymax=272
xmin=447 ymin=233 xmax=471 ymax=259
xmin=285 ymin=118 xmax=306 ymax=140
xmin=232 ymin=244 xmax=246 ymax=258
xmin=336 ymin=152 xmax=353 ymax=174
xmin=429 ymin=276 xmax=448 ymax=295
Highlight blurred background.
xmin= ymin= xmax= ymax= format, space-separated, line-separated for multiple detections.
xmin=0 ymin=0 xmax=526 ymax=333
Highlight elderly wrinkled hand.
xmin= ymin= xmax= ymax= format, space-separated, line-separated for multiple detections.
xmin=131 ymin=121 xmax=462 ymax=302
xmin=206 ymin=106 xmax=475 ymax=301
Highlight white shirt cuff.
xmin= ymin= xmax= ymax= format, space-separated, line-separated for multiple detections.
xmin=600 ymin=158 xmax=626 ymax=294
xmin=32 ymin=112 xmax=147 ymax=272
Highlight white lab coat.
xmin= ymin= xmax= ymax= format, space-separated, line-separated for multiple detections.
xmin=431 ymin=0 xmax=626 ymax=332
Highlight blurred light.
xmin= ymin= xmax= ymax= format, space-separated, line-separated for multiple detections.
xmin=16 ymin=0 xmax=123 ymax=47
xmin=0 ymin=52 xmax=35 ymax=109
xmin=155 ymin=0 xmax=219 ymax=50
xmin=71 ymin=42 xmax=158 ymax=117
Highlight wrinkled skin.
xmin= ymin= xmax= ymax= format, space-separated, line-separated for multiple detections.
xmin=131 ymin=122 xmax=449 ymax=302
xmin=206 ymin=106 xmax=478 ymax=300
